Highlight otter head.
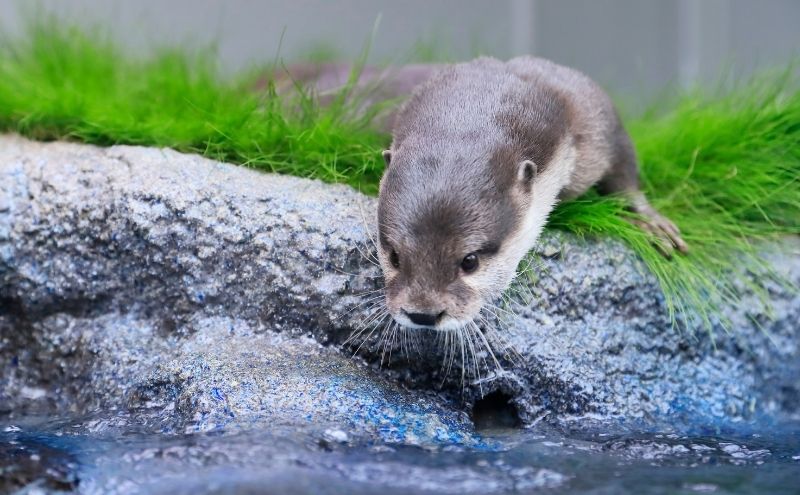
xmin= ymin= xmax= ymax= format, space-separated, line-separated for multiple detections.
xmin=376 ymin=146 xmax=540 ymax=330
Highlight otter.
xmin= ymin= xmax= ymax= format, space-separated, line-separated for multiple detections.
xmin=377 ymin=56 xmax=687 ymax=330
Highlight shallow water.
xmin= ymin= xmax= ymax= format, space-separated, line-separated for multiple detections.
xmin=2 ymin=413 xmax=799 ymax=495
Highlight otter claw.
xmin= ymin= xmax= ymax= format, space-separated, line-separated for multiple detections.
xmin=633 ymin=207 xmax=689 ymax=258
xmin=626 ymin=196 xmax=689 ymax=257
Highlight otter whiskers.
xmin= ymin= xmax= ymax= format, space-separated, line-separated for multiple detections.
xmin=349 ymin=309 xmax=391 ymax=357
xmin=352 ymin=239 xmax=380 ymax=268
xmin=430 ymin=313 xmax=518 ymax=394
xmin=344 ymin=285 xmax=523 ymax=397
xmin=478 ymin=305 xmax=524 ymax=365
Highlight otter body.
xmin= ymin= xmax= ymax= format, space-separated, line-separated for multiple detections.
xmin=377 ymin=56 xmax=686 ymax=330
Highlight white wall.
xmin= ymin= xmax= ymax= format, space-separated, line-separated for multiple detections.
xmin=1 ymin=0 xmax=798 ymax=101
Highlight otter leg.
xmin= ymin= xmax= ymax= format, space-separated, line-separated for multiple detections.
xmin=597 ymin=126 xmax=689 ymax=256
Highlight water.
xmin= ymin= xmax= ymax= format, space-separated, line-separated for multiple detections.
xmin=2 ymin=413 xmax=799 ymax=494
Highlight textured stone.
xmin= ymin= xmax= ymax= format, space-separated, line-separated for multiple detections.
xmin=1 ymin=135 xmax=798 ymax=439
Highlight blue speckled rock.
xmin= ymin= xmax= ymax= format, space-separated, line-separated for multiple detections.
xmin=1 ymin=134 xmax=798 ymax=441
xmin=131 ymin=320 xmax=478 ymax=446
xmin=0 ymin=134 xmax=477 ymax=447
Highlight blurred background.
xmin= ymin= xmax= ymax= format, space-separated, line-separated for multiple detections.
xmin=1 ymin=0 xmax=798 ymax=104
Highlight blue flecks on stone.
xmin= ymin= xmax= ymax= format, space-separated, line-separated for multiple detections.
xmin=2 ymin=136 xmax=799 ymax=460
xmin=211 ymin=388 xmax=225 ymax=401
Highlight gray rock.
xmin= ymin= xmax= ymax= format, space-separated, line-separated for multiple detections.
xmin=1 ymin=134 xmax=798 ymax=439
xmin=129 ymin=319 xmax=477 ymax=445
xmin=413 ymin=236 xmax=800 ymax=430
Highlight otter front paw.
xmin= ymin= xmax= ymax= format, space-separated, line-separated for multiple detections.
xmin=627 ymin=199 xmax=689 ymax=257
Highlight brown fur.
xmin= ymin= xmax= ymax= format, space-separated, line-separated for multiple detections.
xmin=375 ymin=56 xmax=687 ymax=330
xmin=280 ymin=56 xmax=687 ymax=329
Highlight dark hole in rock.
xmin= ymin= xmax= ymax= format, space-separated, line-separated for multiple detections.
xmin=472 ymin=391 xmax=520 ymax=430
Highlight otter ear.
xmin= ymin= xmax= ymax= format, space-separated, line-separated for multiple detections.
xmin=382 ymin=149 xmax=392 ymax=166
xmin=517 ymin=160 xmax=537 ymax=184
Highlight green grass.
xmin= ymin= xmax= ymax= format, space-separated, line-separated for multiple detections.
xmin=0 ymin=23 xmax=388 ymax=194
xmin=1 ymin=23 xmax=798 ymax=335
xmin=554 ymin=72 xmax=799 ymax=328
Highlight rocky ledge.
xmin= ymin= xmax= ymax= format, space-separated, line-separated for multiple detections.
xmin=1 ymin=135 xmax=798 ymax=444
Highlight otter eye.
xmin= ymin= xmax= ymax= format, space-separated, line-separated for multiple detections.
xmin=389 ymin=249 xmax=400 ymax=269
xmin=460 ymin=253 xmax=479 ymax=273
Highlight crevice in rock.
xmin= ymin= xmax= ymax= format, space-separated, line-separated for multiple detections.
xmin=0 ymin=294 xmax=113 ymax=321
xmin=471 ymin=391 xmax=521 ymax=430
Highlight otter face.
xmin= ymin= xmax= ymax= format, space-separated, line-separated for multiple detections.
xmin=376 ymin=148 xmax=540 ymax=331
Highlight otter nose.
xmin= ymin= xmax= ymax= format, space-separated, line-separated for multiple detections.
xmin=404 ymin=310 xmax=445 ymax=327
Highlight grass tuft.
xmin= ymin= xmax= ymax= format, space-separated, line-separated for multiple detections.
xmin=549 ymin=72 xmax=800 ymax=332
xmin=0 ymin=22 xmax=797 ymax=334
xmin=0 ymin=21 xmax=387 ymax=194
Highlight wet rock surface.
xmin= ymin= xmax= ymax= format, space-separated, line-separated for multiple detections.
xmin=1 ymin=134 xmax=798 ymax=442
xmin=0 ymin=433 xmax=79 ymax=493
xmin=393 ymin=235 xmax=800 ymax=431
xmin=1 ymin=417 xmax=797 ymax=494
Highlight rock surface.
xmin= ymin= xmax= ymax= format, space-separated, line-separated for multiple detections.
xmin=1 ymin=134 xmax=798 ymax=440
